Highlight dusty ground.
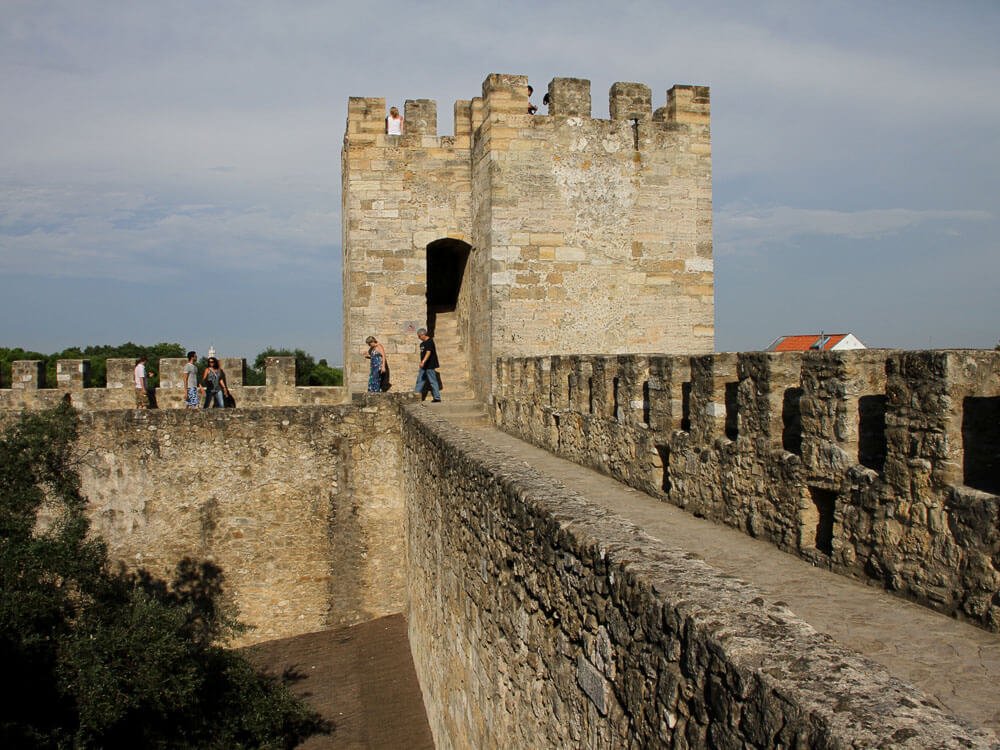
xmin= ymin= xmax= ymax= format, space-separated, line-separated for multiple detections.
xmin=246 ymin=613 xmax=434 ymax=750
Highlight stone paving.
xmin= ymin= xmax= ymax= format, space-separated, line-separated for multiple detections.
xmin=433 ymin=400 xmax=1000 ymax=736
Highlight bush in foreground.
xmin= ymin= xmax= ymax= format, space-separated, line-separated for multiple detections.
xmin=0 ymin=403 xmax=330 ymax=748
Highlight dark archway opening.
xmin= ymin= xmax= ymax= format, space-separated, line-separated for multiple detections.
xmin=963 ymin=396 xmax=1000 ymax=494
xmin=724 ymin=381 xmax=739 ymax=440
xmin=858 ymin=395 xmax=887 ymax=473
xmin=425 ymin=238 xmax=471 ymax=333
xmin=782 ymin=387 xmax=803 ymax=455
xmin=805 ymin=486 xmax=836 ymax=555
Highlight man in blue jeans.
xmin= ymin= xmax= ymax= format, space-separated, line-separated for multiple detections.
xmin=413 ymin=328 xmax=442 ymax=402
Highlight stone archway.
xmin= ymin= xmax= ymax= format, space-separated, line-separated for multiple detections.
xmin=424 ymin=238 xmax=474 ymax=398
xmin=425 ymin=238 xmax=471 ymax=329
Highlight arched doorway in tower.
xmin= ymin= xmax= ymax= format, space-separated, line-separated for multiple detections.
xmin=424 ymin=238 xmax=474 ymax=399
xmin=425 ymin=238 xmax=471 ymax=333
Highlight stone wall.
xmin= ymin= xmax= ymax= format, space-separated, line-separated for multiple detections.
xmin=493 ymin=350 xmax=1000 ymax=631
xmin=66 ymin=398 xmax=406 ymax=646
xmin=0 ymin=356 xmax=346 ymax=411
xmin=342 ymin=72 xmax=714 ymax=400
xmin=342 ymin=94 xmax=473 ymax=393
xmin=401 ymin=404 xmax=996 ymax=749
xmin=471 ymin=75 xmax=713 ymax=401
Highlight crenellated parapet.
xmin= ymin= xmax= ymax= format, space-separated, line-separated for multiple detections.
xmin=342 ymin=72 xmax=714 ymax=400
xmin=0 ymin=357 xmax=347 ymax=410
xmin=345 ymin=75 xmax=710 ymax=145
xmin=494 ymin=348 xmax=1000 ymax=631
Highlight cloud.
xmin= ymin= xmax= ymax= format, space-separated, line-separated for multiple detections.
xmin=715 ymin=204 xmax=995 ymax=256
xmin=1 ymin=0 xmax=998 ymax=359
xmin=0 ymin=183 xmax=340 ymax=282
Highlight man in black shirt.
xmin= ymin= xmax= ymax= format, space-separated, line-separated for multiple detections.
xmin=414 ymin=328 xmax=442 ymax=402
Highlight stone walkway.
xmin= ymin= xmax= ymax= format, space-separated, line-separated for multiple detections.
xmin=432 ymin=401 xmax=1000 ymax=736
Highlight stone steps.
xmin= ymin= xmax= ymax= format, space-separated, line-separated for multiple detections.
xmin=429 ymin=312 xmax=474 ymax=400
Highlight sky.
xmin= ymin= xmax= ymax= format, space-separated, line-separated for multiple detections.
xmin=2 ymin=1 xmax=998 ymax=365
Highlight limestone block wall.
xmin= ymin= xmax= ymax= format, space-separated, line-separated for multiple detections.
xmin=342 ymin=95 xmax=473 ymax=393
xmin=0 ymin=357 xmax=346 ymax=410
xmin=473 ymin=76 xmax=714 ymax=403
xmin=494 ymin=349 xmax=1000 ymax=631
xmin=65 ymin=398 xmax=406 ymax=646
xmin=343 ymin=73 xmax=714 ymax=401
xmin=401 ymin=404 xmax=996 ymax=749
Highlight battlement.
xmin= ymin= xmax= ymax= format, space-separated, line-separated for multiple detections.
xmin=342 ymin=72 xmax=714 ymax=399
xmin=344 ymin=73 xmax=710 ymax=147
xmin=494 ymin=348 xmax=1000 ymax=631
xmin=0 ymin=356 xmax=347 ymax=410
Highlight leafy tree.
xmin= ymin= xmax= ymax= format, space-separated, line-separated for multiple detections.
xmin=0 ymin=404 xmax=330 ymax=748
xmin=311 ymin=359 xmax=344 ymax=387
xmin=248 ymin=348 xmax=343 ymax=386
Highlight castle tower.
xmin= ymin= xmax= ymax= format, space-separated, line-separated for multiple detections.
xmin=342 ymin=73 xmax=713 ymax=400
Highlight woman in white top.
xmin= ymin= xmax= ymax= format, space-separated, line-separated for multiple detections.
xmin=386 ymin=106 xmax=403 ymax=135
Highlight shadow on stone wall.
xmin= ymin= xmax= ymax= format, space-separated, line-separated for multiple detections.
xmin=494 ymin=349 xmax=1000 ymax=632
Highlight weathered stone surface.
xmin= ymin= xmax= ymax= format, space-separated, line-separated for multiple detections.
xmin=495 ymin=349 xmax=1000 ymax=632
xmin=0 ymin=356 xmax=347 ymax=410
xmin=402 ymin=403 xmax=998 ymax=749
xmin=63 ymin=398 xmax=407 ymax=646
xmin=342 ymin=72 xmax=713 ymax=400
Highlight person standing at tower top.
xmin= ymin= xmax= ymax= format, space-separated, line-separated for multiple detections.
xmin=527 ymin=85 xmax=537 ymax=115
xmin=414 ymin=328 xmax=441 ymax=402
xmin=386 ymin=106 xmax=403 ymax=135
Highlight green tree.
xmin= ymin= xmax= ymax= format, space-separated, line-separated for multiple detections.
xmin=248 ymin=348 xmax=342 ymax=386
xmin=0 ymin=403 xmax=330 ymax=748
xmin=312 ymin=358 xmax=344 ymax=387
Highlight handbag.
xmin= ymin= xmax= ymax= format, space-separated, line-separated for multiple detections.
xmin=223 ymin=392 xmax=236 ymax=408
xmin=379 ymin=364 xmax=391 ymax=392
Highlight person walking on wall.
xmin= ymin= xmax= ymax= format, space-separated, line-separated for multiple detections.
xmin=365 ymin=335 xmax=389 ymax=393
xmin=201 ymin=357 xmax=229 ymax=408
xmin=413 ymin=328 xmax=441 ymax=402
xmin=386 ymin=106 xmax=403 ymax=135
xmin=134 ymin=355 xmax=148 ymax=409
xmin=181 ymin=351 xmax=201 ymax=409
xmin=145 ymin=365 xmax=159 ymax=409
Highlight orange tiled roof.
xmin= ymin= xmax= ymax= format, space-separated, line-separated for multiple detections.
xmin=771 ymin=334 xmax=848 ymax=352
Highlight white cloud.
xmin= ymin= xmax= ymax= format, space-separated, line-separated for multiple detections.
xmin=0 ymin=183 xmax=340 ymax=282
xmin=1 ymin=0 xmax=999 ymax=358
xmin=716 ymin=204 xmax=994 ymax=256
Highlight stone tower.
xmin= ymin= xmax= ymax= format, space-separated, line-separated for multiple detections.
xmin=342 ymin=73 xmax=713 ymax=400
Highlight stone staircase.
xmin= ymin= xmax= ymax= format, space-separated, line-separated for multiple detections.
xmin=428 ymin=399 xmax=490 ymax=426
xmin=429 ymin=310 xmax=474 ymax=401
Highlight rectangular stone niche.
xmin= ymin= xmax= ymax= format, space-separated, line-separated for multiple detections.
xmin=782 ymin=387 xmax=803 ymax=455
xmin=655 ymin=444 xmax=671 ymax=494
xmin=857 ymin=395 xmax=887 ymax=472
xmin=803 ymin=487 xmax=836 ymax=555
xmin=963 ymin=396 xmax=1000 ymax=494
